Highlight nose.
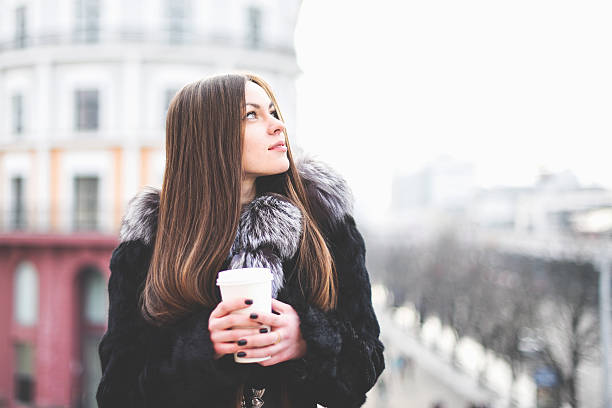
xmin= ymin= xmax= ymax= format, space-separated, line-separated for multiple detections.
xmin=269 ymin=116 xmax=285 ymax=135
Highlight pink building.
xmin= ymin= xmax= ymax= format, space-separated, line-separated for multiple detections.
xmin=0 ymin=234 xmax=116 ymax=407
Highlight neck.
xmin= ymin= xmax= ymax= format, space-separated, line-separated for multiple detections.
xmin=241 ymin=176 xmax=256 ymax=206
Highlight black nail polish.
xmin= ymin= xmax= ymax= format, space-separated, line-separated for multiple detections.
xmin=259 ymin=328 xmax=268 ymax=333
xmin=237 ymin=351 xmax=246 ymax=357
xmin=238 ymin=339 xmax=247 ymax=346
xmin=250 ymin=313 xmax=258 ymax=319
xmin=245 ymin=299 xmax=253 ymax=305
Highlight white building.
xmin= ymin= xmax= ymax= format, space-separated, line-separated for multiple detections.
xmin=0 ymin=0 xmax=302 ymax=234
xmin=392 ymin=155 xmax=477 ymax=212
xmin=514 ymin=172 xmax=612 ymax=237
xmin=0 ymin=3 xmax=302 ymax=405
xmin=468 ymin=170 xmax=612 ymax=237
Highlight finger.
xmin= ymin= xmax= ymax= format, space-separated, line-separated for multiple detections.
xmin=257 ymin=350 xmax=290 ymax=367
xmin=237 ymin=330 xmax=282 ymax=348
xmin=236 ymin=343 xmax=284 ymax=359
xmin=209 ymin=312 xmax=262 ymax=332
xmin=257 ymin=355 xmax=278 ymax=367
xmin=210 ymin=298 xmax=253 ymax=319
xmin=213 ymin=342 xmax=241 ymax=356
xmin=213 ymin=331 xmax=267 ymax=356
xmin=210 ymin=327 xmax=263 ymax=344
xmin=271 ymin=298 xmax=293 ymax=314
xmin=251 ymin=312 xmax=283 ymax=328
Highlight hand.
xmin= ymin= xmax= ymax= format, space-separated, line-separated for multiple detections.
xmin=235 ymin=298 xmax=307 ymax=366
xmin=208 ymin=297 xmax=265 ymax=360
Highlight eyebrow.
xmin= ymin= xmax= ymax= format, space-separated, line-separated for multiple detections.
xmin=245 ymin=102 xmax=275 ymax=109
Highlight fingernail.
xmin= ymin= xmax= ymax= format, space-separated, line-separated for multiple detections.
xmin=250 ymin=313 xmax=258 ymax=319
xmin=245 ymin=299 xmax=253 ymax=305
xmin=238 ymin=339 xmax=247 ymax=346
xmin=237 ymin=351 xmax=246 ymax=357
xmin=259 ymin=327 xmax=268 ymax=333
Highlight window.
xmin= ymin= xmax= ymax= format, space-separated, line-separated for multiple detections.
xmin=13 ymin=262 xmax=38 ymax=326
xmin=246 ymin=6 xmax=262 ymax=49
xmin=75 ymin=89 xmax=99 ymax=131
xmin=12 ymin=94 xmax=24 ymax=135
xmin=14 ymin=342 xmax=35 ymax=404
xmin=165 ymin=0 xmax=190 ymax=44
xmin=15 ymin=6 xmax=26 ymax=48
xmin=73 ymin=176 xmax=99 ymax=230
xmin=75 ymin=0 xmax=100 ymax=43
xmin=11 ymin=177 xmax=26 ymax=230
xmin=77 ymin=268 xmax=107 ymax=407
xmin=81 ymin=335 xmax=101 ymax=406
xmin=82 ymin=270 xmax=107 ymax=325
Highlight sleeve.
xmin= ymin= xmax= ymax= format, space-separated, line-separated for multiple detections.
xmin=283 ymin=215 xmax=386 ymax=408
xmin=96 ymin=241 xmax=247 ymax=408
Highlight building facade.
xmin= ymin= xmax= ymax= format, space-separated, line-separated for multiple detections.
xmin=0 ymin=0 xmax=302 ymax=406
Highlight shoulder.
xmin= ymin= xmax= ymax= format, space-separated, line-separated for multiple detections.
xmin=293 ymin=151 xmax=354 ymax=234
xmin=109 ymin=186 xmax=159 ymax=286
xmin=293 ymin=152 xmax=364 ymax=259
xmin=327 ymin=213 xmax=366 ymax=257
xmin=119 ymin=185 xmax=160 ymax=247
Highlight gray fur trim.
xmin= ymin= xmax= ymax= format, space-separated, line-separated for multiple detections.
xmin=225 ymin=194 xmax=302 ymax=298
xmin=232 ymin=194 xmax=302 ymax=259
xmin=294 ymin=151 xmax=354 ymax=221
xmin=119 ymin=186 xmax=160 ymax=246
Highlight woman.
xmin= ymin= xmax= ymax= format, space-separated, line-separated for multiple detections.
xmin=96 ymin=73 xmax=385 ymax=408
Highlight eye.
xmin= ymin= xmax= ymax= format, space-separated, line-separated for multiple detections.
xmin=245 ymin=111 xmax=257 ymax=119
xmin=270 ymin=110 xmax=279 ymax=120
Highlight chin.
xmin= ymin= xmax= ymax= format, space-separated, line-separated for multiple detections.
xmin=265 ymin=158 xmax=290 ymax=176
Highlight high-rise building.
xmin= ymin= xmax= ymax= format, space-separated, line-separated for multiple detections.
xmin=0 ymin=1 xmax=302 ymax=406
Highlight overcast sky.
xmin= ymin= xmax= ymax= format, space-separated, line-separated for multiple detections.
xmin=293 ymin=0 xmax=611 ymax=217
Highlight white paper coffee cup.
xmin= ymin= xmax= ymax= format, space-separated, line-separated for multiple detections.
xmin=216 ymin=267 xmax=272 ymax=363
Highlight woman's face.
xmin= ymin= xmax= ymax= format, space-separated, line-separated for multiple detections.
xmin=242 ymin=81 xmax=289 ymax=180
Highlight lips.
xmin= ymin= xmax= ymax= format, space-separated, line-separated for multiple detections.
xmin=268 ymin=141 xmax=285 ymax=150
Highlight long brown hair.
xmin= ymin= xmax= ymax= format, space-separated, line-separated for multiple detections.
xmin=141 ymin=73 xmax=337 ymax=327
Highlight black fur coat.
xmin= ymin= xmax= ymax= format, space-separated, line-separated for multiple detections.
xmin=96 ymin=156 xmax=386 ymax=408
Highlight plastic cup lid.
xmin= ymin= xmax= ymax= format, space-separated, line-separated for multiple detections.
xmin=216 ymin=268 xmax=272 ymax=286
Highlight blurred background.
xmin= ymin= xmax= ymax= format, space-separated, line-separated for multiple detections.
xmin=0 ymin=0 xmax=610 ymax=407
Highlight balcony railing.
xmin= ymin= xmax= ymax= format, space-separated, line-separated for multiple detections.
xmin=0 ymin=208 xmax=117 ymax=234
xmin=0 ymin=29 xmax=295 ymax=55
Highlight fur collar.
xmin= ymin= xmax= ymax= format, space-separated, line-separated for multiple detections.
xmin=118 ymin=154 xmax=354 ymax=297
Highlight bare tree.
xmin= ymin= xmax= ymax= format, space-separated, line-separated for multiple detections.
xmin=535 ymin=259 xmax=599 ymax=408
xmin=371 ymin=226 xmax=600 ymax=408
